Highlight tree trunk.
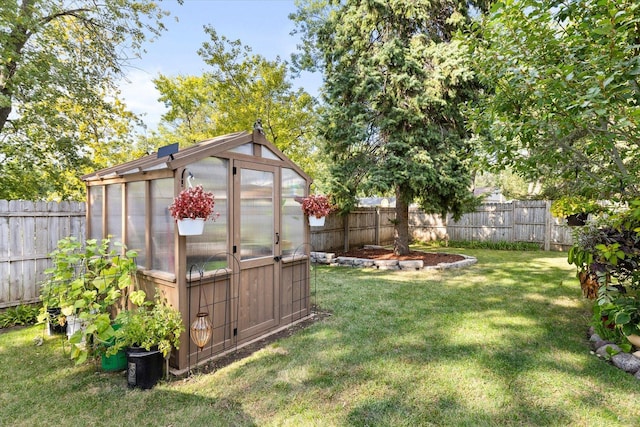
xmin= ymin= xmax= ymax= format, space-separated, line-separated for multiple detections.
xmin=394 ymin=186 xmax=410 ymax=256
xmin=0 ymin=103 xmax=10 ymax=135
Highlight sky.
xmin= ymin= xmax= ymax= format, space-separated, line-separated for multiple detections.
xmin=119 ymin=0 xmax=322 ymax=131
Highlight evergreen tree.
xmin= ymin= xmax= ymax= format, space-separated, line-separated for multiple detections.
xmin=292 ymin=0 xmax=488 ymax=254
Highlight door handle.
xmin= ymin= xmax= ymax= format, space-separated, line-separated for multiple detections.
xmin=275 ymin=232 xmax=280 ymax=244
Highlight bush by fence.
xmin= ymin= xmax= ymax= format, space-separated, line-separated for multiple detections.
xmin=1 ymin=200 xmax=572 ymax=309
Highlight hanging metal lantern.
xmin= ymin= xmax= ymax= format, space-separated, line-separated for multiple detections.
xmin=190 ymin=312 xmax=212 ymax=350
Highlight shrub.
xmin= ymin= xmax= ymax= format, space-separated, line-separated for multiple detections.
xmin=0 ymin=304 xmax=41 ymax=329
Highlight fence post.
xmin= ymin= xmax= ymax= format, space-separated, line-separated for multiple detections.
xmin=375 ymin=207 xmax=380 ymax=246
xmin=511 ymin=202 xmax=516 ymax=244
xmin=544 ymin=200 xmax=552 ymax=251
xmin=343 ymin=213 xmax=349 ymax=252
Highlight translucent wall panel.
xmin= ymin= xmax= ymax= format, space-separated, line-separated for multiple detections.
xmin=281 ymin=168 xmax=306 ymax=256
xmin=89 ymin=186 xmax=103 ymax=240
xmin=106 ymin=184 xmax=122 ymax=246
xmin=240 ymin=169 xmax=274 ymax=260
xmin=229 ymin=143 xmax=253 ymax=155
xmin=184 ymin=157 xmax=229 ymax=271
xmin=151 ymin=179 xmax=175 ymax=274
xmin=261 ymin=146 xmax=280 ymax=161
xmin=126 ymin=181 xmax=146 ymax=268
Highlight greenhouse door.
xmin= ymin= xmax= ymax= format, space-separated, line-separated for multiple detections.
xmin=233 ymin=161 xmax=280 ymax=341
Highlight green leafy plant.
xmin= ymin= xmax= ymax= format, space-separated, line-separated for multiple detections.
xmin=433 ymin=240 xmax=541 ymax=251
xmin=109 ymin=290 xmax=184 ymax=358
xmin=0 ymin=304 xmax=41 ymax=329
xmin=567 ymin=200 xmax=640 ymax=348
xmin=550 ymin=196 xmax=604 ymax=218
xmin=38 ymin=236 xmax=138 ymax=364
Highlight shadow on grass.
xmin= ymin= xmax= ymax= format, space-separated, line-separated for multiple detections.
xmin=225 ymin=250 xmax=638 ymax=425
xmin=0 ymin=325 xmax=257 ymax=426
xmin=3 ymin=250 xmax=640 ymax=425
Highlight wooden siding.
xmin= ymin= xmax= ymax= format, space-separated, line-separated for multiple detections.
xmin=186 ymin=274 xmax=237 ymax=363
xmin=0 ymin=200 xmax=85 ymax=309
xmin=280 ymin=257 xmax=310 ymax=324
xmin=238 ymin=263 xmax=277 ymax=340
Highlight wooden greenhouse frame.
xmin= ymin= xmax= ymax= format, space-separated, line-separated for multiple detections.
xmin=82 ymin=130 xmax=313 ymax=372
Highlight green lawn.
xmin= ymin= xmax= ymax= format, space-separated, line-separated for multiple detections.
xmin=2 ymin=247 xmax=640 ymax=426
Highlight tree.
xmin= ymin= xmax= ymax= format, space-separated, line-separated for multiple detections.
xmin=291 ymin=0 xmax=488 ymax=254
xmin=145 ymin=27 xmax=321 ymax=177
xmin=469 ymin=0 xmax=640 ymax=202
xmin=0 ymin=0 xmax=171 ymax=200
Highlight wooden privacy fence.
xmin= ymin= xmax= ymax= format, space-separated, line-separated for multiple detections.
xmin=0 ymin=200 xmax=85 ymax=309
xmin=310 ymin=207 xmax=397 ymax=252
xmin=410 ymin=200 xmax=574 ymax=251
xmin=1 ymin=201 xmax=573 ymax=308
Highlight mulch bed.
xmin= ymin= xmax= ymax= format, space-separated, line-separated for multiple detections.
xmin=335 ymin=247 xmax=465 ymax=266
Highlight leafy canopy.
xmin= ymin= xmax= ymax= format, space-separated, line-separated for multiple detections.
xmin=0 ymin=0 xmax=172 ymax=200
xmin=469 ymin=0 xmax=640 ymax=201
xmin=144 ymin=27 xmax=321 ymax=177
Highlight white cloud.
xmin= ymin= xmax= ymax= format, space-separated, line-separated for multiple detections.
xmin=118 ymin=68 xmax=167 ymax=130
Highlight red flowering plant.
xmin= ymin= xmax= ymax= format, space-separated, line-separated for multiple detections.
xmin=300 ymin=194 xmax=334 ymax=219
xmin=168 ymin=185 xmax=219 ymax=221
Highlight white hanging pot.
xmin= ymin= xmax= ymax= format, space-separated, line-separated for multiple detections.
xmin=309 ymin=216 xmax=326 ymax=227
xmin=177 ymin=218 xmax=205 ymax=236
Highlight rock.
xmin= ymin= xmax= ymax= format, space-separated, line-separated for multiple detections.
xmin=352 ymin=258 xmax=375 ymax=268
xmin=589 ymin=333 xmax=602 ymax=343
xmin=373 ymin=259 xmax=399 ymax=270
xmin=587 ymin=326 xmax=596 ymax=336
xmin=595 ymin=343 xmax=621 ymax=358
xmin=310 ymin=252 xmax=335 ymax=265
xmin=592 ymin=340 xmax=612 ymax=351
xmin=399 ymin=260 xmax=424 ymax=270
xmin=335 ymin=257 xmax=359 ymax=266
xmin=633 ymin=351 xmax=640 ymax=359
xmin=611 ymin=352 xmax=640 ymax=374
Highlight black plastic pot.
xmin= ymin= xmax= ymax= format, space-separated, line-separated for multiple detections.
xmin=566 ymin=213 xmax=588 ymax=226
xmin=126 ymin=347 xmax=163 ymax=389
xmin=47 ymin=308 xmax=66 ymax=335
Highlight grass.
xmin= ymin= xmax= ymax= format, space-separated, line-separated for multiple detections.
xmin=2 ymin=246 xmax=640 ymax=426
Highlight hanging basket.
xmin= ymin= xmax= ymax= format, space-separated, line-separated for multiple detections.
xmin=309 ymin=216 xmax=326 ymax=227
xmin=177 ymin=218 xmax=205 ymax=236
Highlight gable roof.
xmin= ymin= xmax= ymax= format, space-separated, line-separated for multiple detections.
xmin=82 ymin=130 xmax=311 ymax=183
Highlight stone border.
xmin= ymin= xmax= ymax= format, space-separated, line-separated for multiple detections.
xmin=310 ymin=248 xmax=477 ymax=271
xmin=588 ymin=327 xmax=640 ymax=379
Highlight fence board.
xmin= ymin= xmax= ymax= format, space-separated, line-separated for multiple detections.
xmin=411 ymin=201 xmax=574 ymax=250
xmin=0 ymin=200 xmax=86 ymax=309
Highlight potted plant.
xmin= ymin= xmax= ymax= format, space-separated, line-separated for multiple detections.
xmin=38 ymin=236 xmax=139 ymax=365
xmin=168 ymin=184 xmax=219 ymax=235
xmin=300 ymin=194 xmax=334 ymax=226
xmin=109 ymin=290 xmax=184 ymax=389
xmin=40 ymin=237 xmax=137 ymax=354
xmin=550 ymin=196 xmax=603 ymax=226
